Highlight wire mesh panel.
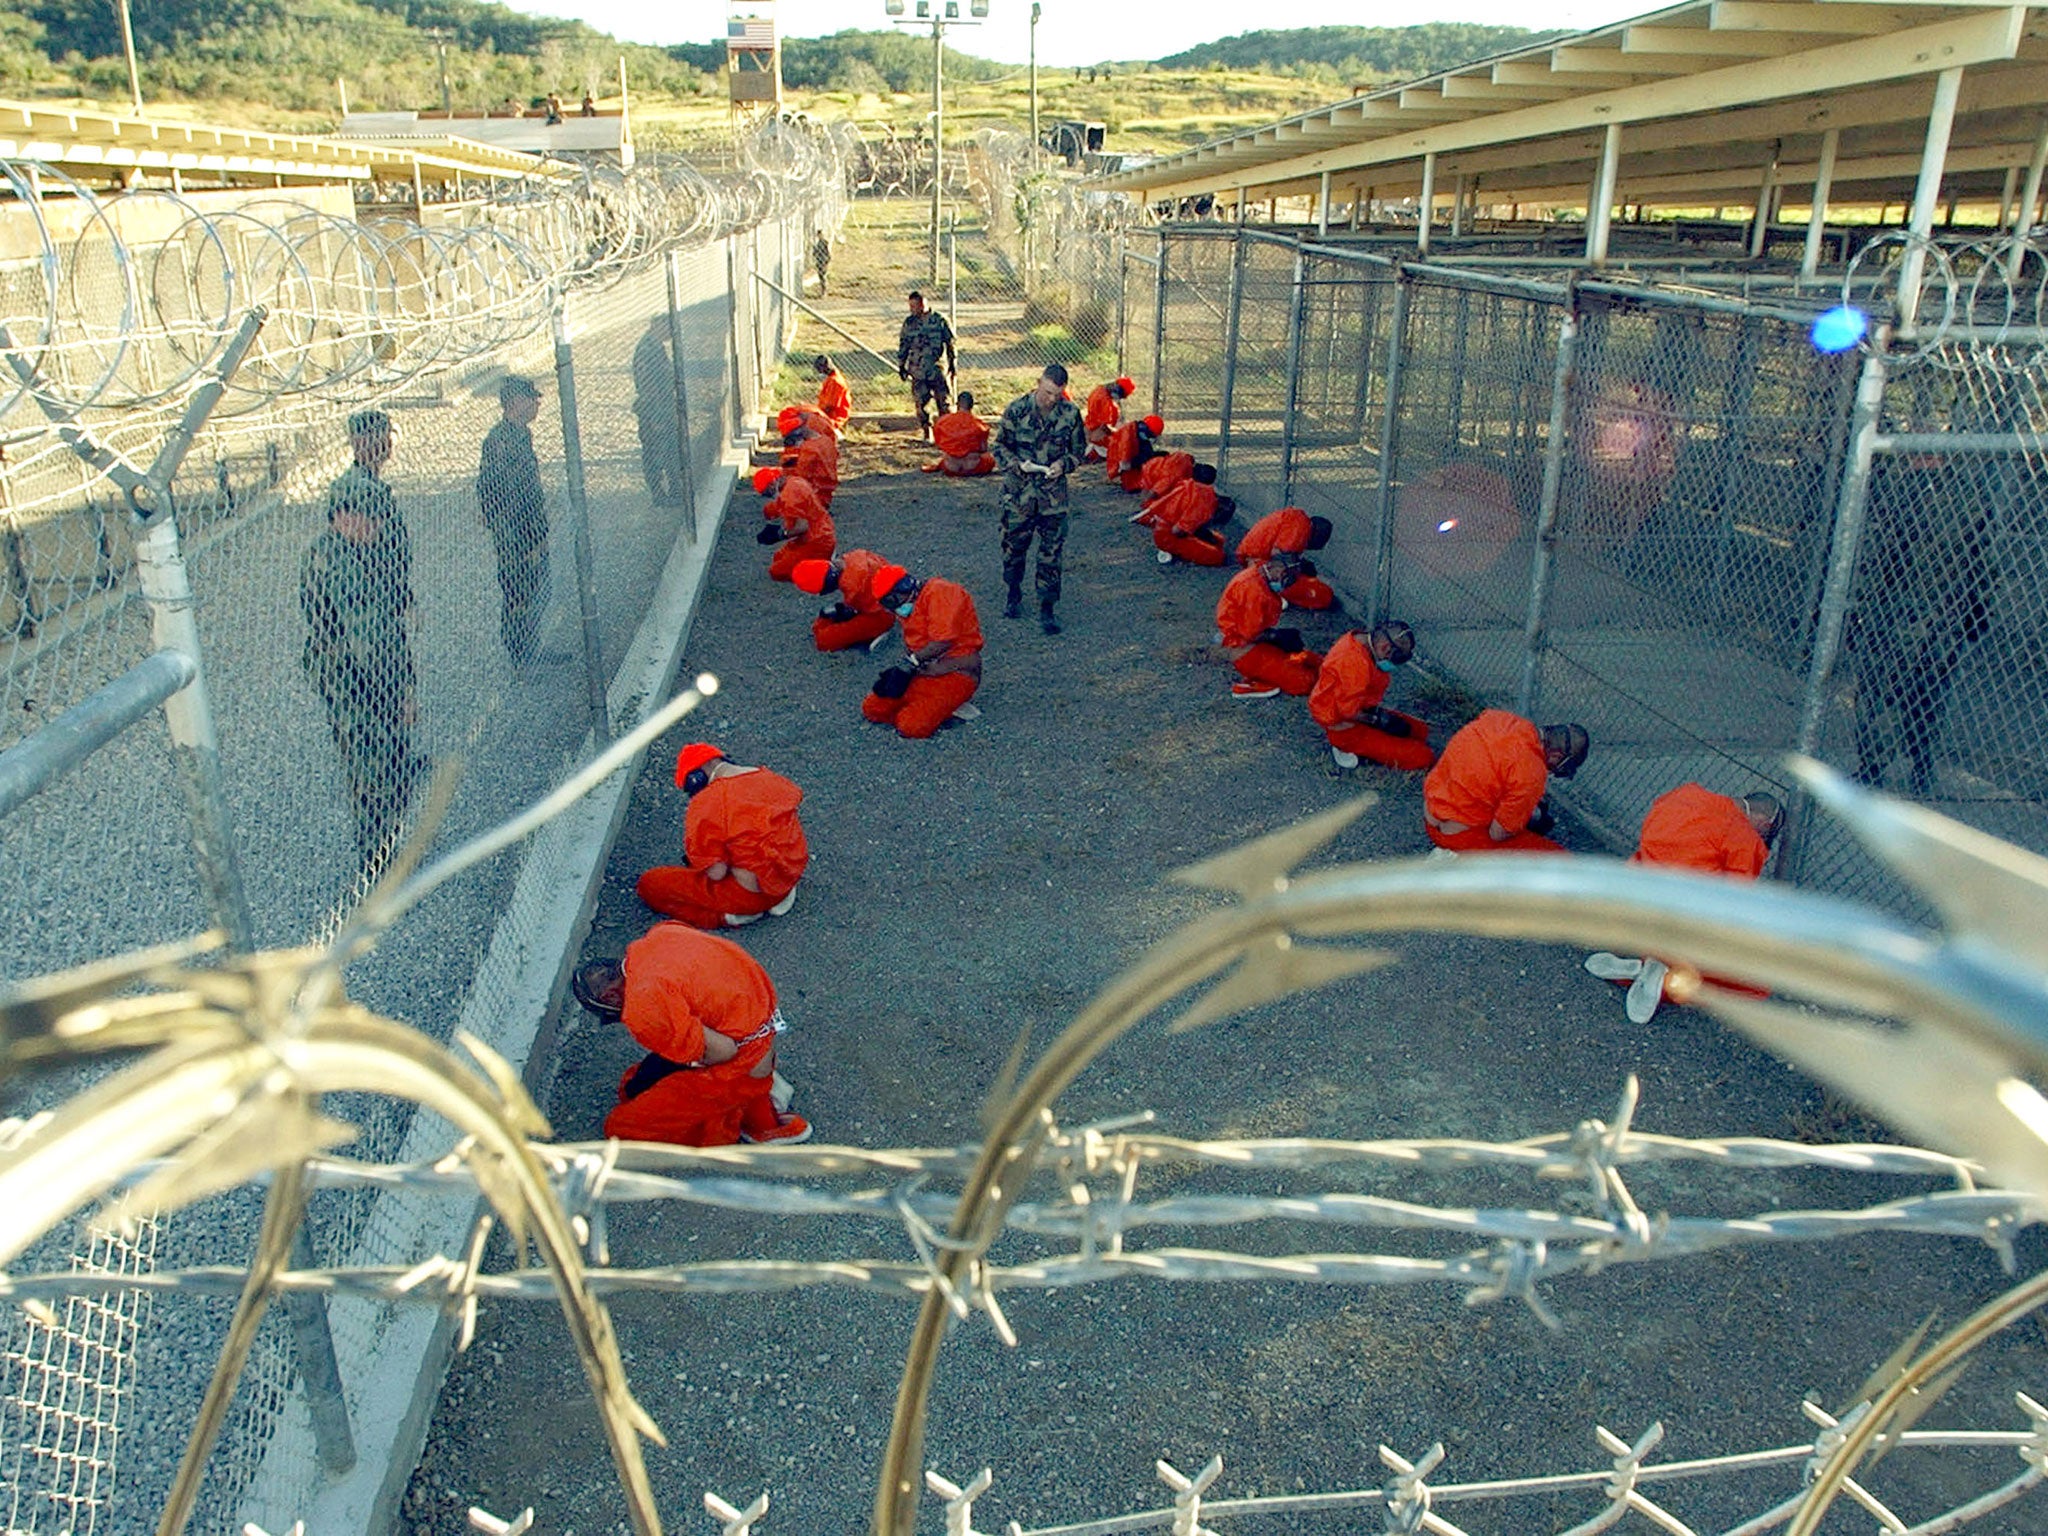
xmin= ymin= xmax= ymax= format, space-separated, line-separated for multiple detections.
xmin=1524 ymin=300 xmax=1852 ymax=850
xmin=1155 ymin=231 xmax=1234 ymax=430
xmin=1796 ymin=349 xmax=2048 ymax=908
xmin=1381 ymin=285 xmax=1561 ymax=706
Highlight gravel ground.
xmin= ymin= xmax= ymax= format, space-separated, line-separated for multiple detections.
xmin=405 ymin=419 xmax=2046 ymax=1536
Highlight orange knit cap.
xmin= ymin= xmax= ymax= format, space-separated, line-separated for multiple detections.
xmin=752 ymin=466 xmax=782 ymax=495
xmin=1141 ymin=414 xmax=1164 ymax=435
xmin=870 ymin=563 xmax=911 ymax=605
xmin=673 ymin=742 xmax=722 ymax=786
xmin=1115 ymin=377 xmax=1135 ymax=394
xmin=791 ymin=559 xmax=837 ymax=596
xmin=776 ymin=406 xmax=804 ymax=433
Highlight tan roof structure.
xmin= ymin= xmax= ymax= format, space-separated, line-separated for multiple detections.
xmin=0 ymin=99 xmax=573 ymax=187
xmin=1098 ymin=0 xmax=2048 ymax=260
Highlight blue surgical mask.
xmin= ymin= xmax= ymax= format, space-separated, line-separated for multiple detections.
xmin=893 ymin=601 xmax=915 ymax=618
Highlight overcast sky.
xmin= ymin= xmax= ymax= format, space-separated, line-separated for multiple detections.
xmin=535 ymin=0 xmax=1649 ymax=71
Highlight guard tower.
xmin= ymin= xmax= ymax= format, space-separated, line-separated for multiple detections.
xmin=727 ymin=2 xmax=782 ymax=131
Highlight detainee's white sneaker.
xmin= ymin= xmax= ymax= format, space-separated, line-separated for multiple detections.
xmin=1584 ymin=951 xmax=1644 ymax=982
xmin=950 ymin=702 xmax=982 ymax=721
xmin=1626 ymin=958 xmax=1669 ymax=1024
xmin=1331 ymin=748 xmax=1360 ymax=770
xmin=1425 ymin=847 xmax=1458 ymax=862
xmin=1156 ymin=549 xmax=1174 ymax=564
xmin=723 ymin=910 xmax=764 ymax=928
xmin=768 ymin=886 xmax=798 ymax=917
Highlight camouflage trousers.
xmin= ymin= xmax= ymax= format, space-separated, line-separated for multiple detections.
xmin=1000 ymin=476 xmax=1070 ymax=606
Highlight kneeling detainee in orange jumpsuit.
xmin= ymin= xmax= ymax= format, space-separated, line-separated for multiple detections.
xmin=1217 ymin=557 xmax=1323 ymax=699
xmin=1105 ymin=414 xmax=1162 ymax=488
xmin=1084 ymin=377 xmax=1134 ymax=459
xmin=814 ymin=353 xmax=853 ymax=429
xmin=1236 ymin=508 xmax=1336 ymax=610
xmin=1143 ymin=467 xmax=1232 ymax=566
xmin=1423 ymin=710 xmax=1588 ymax=853
xmin=780 ymin=423 xmax=839 ymax=506
xmin=1137 ymin=447 xmax=1195 ymax=506
xmin=862 ymin=563 xmax=983 ymax=738
xmin=1585 ymin=784 xmax=1784 ymax=1023
xmin=574 ymin=924 xmax=811 ymax=1146
xmin=793 ymin=551 xmax=896 ymax=652
xmin=756 ymin=467 xmax=835 ymax=582
xmin=777 ymin=403 xmax=837 ymax=442
xmin=922 ymin=390 xmax=996 ymax=475
xmin=637 ymin=743 xmax=809 ymax=928
xmin=1310 ymin=620 xmax=1435 ymax=772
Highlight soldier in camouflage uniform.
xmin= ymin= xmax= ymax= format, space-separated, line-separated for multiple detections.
xmin=302 ymin=409 xmax=423 ymax=868
xmin=992 ymin=363 xmax=1089 ymax=635
xmin=895 ymin=290 xmax=956 ymax=438
xmin=478 ymin=375 xmax=551 ymax=665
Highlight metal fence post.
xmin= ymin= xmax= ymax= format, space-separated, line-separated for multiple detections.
xmin=1150 ymin=227 xmax=1168 ymax=415
xmin=1783 ymin=342 xmax=1891 ymax=873
xmin=1278 ymin=246 xmax=1309 ymax=501
xmin=747 ymin=226 xmax=767 ymax=413
xmin=1114 ymin=240 xmax=1130 ymax=378
xmin=1368 ymin=273 xmax=1414 ymax=626
xmin=665 ymin=251 xmax=700 ymax=545
xmin=725 ymin=237 xmax=748 ymax=441
xmin=1515 ymin=298 xmax=1583 ymax=718
xmin=1215 ymin=232 xmax=1248 ymax=483
xmin=552 ymin=307 xmax=611 ymax=739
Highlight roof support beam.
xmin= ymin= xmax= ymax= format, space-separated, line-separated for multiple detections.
xmin=1587 ymin=122 xmax=1623 ymax=262
xmin=1802 ymin=126 xmax=1840 ymax=276
xmin=1417 ymin=151 xmax=1436 ymax=254
xmin=2016 ymin=116 xmax=2048 ymax=233
xmin=1901 ymin=64 xmax=1964 ymax=333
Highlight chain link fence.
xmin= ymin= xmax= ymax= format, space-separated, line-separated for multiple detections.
xmin=0 ymin=130 xmax=835 ymax=1532
xmin=1099 ymin=222 xmax=2047 ymax=915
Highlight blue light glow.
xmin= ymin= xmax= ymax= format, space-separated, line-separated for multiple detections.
xmin=1811 ymin=305 xmax=1868 ymax=354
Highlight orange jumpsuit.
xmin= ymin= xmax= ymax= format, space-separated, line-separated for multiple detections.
xmin=783 ymin=404 xmax=837 ymax=440
xmin=603 ymin=924 xmax=786 ymax=1147
xmin=637 ymin=767 xmax=810 ymax=927
xmin=1216 ymin=565 xmax=1322 ymax=696
xmin=863 ymin=578 xmax=982 ymax=738
xmin=765 ymin=475 xmax=836 ymax=581
xmin=1634 ymin=784 xmax=1769 ymax=878
xmin=1309 ymin=633 xmax=1434 ymax=771
xmin=924 ymin=409 xmax=995 ymax=476
xmin=1138 ymin=451 xmax=1195 ymax=505
xmin=1423 ymin=710 xmax=1562 ymax=853
xmin=817 ymin=370 xmax=853 ymax=428
xmin=781 ymin=434 xmax=839 ymax=506
xmin=1104 ymin=422 xmax=1145 ymax=485
xmin=812 ymin=547 xmax=896 ymax=652
xmin=1083 ymin=384 xmax=1122 ymax=449
xmin=1236 ymin=510 xmax=1335 ymax=610
xmin=1146 ymin=480 xmax=1227 ymax=566
xmin=1629 ymin=783 xmax=1771 ymax=998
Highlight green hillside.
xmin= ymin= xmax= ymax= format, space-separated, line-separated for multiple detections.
xmin=11 ymin=0 xmax=712 ymax=113
xmin=1159 ymin=24 xmax=1567 ymax=83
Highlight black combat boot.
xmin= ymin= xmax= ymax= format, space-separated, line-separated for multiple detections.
xmin=1040 ymin=602 xmax=1061 ymax=636
xmin=1003 ymin=583 xmax=1022 ymax=619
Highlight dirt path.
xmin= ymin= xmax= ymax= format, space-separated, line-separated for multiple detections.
xmin=405 ymin=419 xmax=2042 ymax=1536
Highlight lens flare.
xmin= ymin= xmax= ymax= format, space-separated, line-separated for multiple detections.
xmin=1437 ymin=518 xmax=1459 ymax=533
xmin=1811 ymin=305 xmax=1868 ymax=354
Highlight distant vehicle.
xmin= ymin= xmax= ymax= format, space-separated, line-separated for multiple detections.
xmin=1042 ymin=119 xmax=1105 ymax=168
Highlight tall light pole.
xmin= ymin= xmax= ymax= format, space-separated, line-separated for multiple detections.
xmin=116 ymin=0 xmax=144 ymax=115
xmin=429 ymin=27 xmax=453 ymax=115
xmin=888 ymin=0 xmax=988 ymax=286
xmin=1029 ymin=3 xmax=1040 ymax=172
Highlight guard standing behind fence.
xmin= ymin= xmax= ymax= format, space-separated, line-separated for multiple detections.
xmin=477 ymin=376 xmax=551 ymax=666
xmin=302 ymin=409 xmax=424 ymax=869
xmin=993 ymin=364 xmax=1089 ymax=636
xmin=631 ymin=320 xmax=683 ymax=505
xmin=897 ymin=290 xmax=956 ymax=439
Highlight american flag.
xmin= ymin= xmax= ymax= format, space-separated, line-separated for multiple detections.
xmin=727 ymin=17 xmax=776 ymax=44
